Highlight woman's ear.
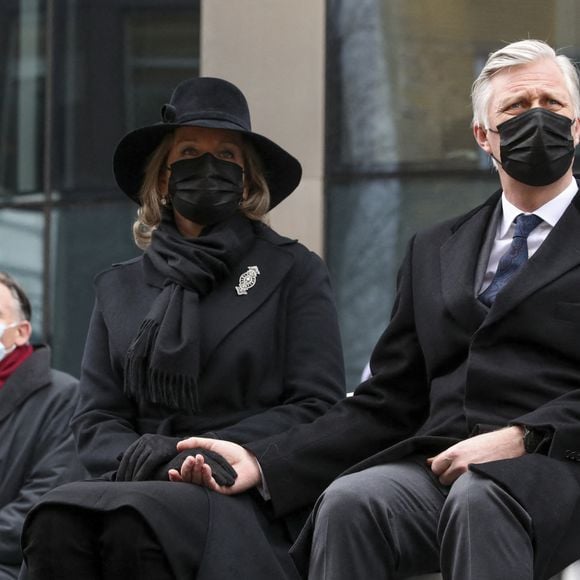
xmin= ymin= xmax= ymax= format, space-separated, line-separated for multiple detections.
xmin=158 ymin=164 xmax=170 ymax=195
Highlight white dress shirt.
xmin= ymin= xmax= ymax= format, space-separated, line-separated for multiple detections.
xmin=479 ymin=179 xmax=578 ymax=294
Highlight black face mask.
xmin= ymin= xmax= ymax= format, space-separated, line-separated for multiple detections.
xmin=168 ymin=153 xmax=244 ymax=225
xmin=491 ymin=108 xmax=576 ymax=187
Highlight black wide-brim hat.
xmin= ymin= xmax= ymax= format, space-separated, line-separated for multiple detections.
xmin=113 ymin=77 xmax=302 ymax=209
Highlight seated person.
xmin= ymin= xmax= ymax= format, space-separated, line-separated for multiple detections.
xmin=20 ymin=77 xmax=345 ymax=580
xmin=0 ymin=272 xmax=84 ymax=580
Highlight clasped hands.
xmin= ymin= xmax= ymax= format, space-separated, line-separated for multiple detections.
xmin=168 ymin=437 xmax=262 ymax=495
xmin=116 ymin=434 xmax=240 ymax=488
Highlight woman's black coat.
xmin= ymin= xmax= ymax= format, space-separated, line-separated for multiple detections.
xmin=27 ymin=221 xmax=345 ymax=579
xmin=73 ymin=222 xmax=344 ymax=470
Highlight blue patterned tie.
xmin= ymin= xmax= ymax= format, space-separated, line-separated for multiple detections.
xmin=479 ymin=213 xmax=543 ymax=306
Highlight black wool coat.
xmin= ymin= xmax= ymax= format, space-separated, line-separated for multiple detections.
xmin=0 ymin=347 xmax=84 ymax=579
xmin=28 ymin=222 xmax=345 ymax=579
xmin=248 ymin=189 xmax=580 ymax=580
xmin=72 ymin=222 xmax=345 ymax=475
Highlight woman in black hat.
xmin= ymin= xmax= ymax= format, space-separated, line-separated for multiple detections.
xmin=20 ymin=77 xmax=345 ymax=579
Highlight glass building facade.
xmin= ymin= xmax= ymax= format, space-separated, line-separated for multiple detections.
xmin=2 ymin=0 xmax=580 ymax=390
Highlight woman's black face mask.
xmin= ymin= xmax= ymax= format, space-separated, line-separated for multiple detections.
xmin=490 ymin=108 xmax=576 ymax=187
xmin=168 ymin=153 xmax=244 ymax=225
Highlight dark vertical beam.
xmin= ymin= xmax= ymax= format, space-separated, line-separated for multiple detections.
xmin=42 ymin=0 xmax=54 ymax=344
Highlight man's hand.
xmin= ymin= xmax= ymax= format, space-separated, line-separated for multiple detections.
xmin=168 ymin=437 xmax=261 ymax=495
xmin=427 ymin=426 xmax=525 ymax=485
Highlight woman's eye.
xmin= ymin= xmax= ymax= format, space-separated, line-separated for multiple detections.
xmin=219 ymin=150 xmax=235 ymax=159
xmin=180 ymin=147 xmax=198 ymax=157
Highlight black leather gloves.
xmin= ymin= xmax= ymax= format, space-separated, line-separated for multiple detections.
xmin=117 ymin=434 xmax=179 ymax=481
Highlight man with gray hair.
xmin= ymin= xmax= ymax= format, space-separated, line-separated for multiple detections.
xmin=0 ymin=273 xmax=84 ymax=579
xmin=171 ymin=39 xmax=580 ymax=579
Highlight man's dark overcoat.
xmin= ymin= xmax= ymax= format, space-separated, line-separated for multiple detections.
xmin=248 ymin=189 xmax=580 ymax=580
xmin=0 ymin=346 xmax=84 ymax=579
xmin=26 ymin=222 xmax=345 ymax=580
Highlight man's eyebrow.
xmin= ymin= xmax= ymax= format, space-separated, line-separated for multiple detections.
xmin=497 ymin=88 xmax=568 ymax=107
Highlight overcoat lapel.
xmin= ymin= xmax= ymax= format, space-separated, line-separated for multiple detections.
xmin=440 ymin=192 xmax=499 ymax=333
xmin=0 ymin=347 xmax=50 ymax=424
xmin=200 ymin=238 xmax=295 ymax=363
xmin=483 ymin=192 xmax=580 ymax=326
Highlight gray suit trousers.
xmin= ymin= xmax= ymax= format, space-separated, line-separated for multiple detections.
xmin=308 ymin=457 xmax=534 ymax=580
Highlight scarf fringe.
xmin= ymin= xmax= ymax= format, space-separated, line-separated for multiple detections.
xmin=125 ymin=320 xmax=200 ymax=412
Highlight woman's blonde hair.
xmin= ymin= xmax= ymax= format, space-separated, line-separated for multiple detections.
xmin=132 ymin=131 xmax=271 ymax=249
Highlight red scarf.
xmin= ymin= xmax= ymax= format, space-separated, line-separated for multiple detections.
xmin=0 ymin=344 xmax=33 ymax=389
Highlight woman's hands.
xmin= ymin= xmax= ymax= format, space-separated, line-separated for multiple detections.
xmin=168 ymin=437 xmax=262 ymax=495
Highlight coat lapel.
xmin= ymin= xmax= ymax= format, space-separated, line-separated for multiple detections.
xmin=484 ymin=192 xmax=580 ymax=325
xmin=440 ymin=192 xmax=500 ymax=333
xmin=200 ymin=237 xmax=295 ymax=364
xmin=0 ymin=347 xmax=51 ymax=424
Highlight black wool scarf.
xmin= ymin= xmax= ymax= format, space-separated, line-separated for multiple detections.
xmin=124 ymin=211 xmax=255 ymax=411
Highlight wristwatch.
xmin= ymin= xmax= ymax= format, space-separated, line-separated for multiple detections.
xmin=522 ymin=426 xmax=544 ymax=454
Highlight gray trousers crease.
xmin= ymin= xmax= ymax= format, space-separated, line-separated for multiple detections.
xmin=308 ymin=457 xmax=534 ymax=580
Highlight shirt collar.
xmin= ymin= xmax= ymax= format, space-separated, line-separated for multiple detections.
xmin=499 ymin=178 xmax=578 ymax=238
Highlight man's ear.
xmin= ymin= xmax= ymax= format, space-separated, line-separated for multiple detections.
xmin=14 ymin=321 xmax=32 ymax=346
xmin=573 ymin=118 xmax=580 ymax=147
xmin=473 ymin=124 xmax=492 ymax=154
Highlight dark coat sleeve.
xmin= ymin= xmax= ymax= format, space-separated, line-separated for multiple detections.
xmin=246 ymin=238 xmax=431 ymax=517
xmin=206 ymin=250 xmax=345 ymax=443
xmin=72 ymin=295 xmax=141 ymax=477
xmin=0 ymin=374 xmax=83 ymax=566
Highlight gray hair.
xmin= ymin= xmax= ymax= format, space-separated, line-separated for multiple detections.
xmin=471 ymin=39 xmax=580 ymax=127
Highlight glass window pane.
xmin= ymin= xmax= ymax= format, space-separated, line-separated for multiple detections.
xmin=0 ymin=0 xmax=46 ymax=200
xmin=0 ymin=208 xmax=44 ymax=342
xmin=50 ymin=201 xmax=138 ymax=375
xmin=123 ymin=9 xmax=201 ymax=130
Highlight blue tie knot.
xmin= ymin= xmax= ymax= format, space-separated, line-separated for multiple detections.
xmin=513 ymin=213 xmax=542 ymax=239
xmin=478 ymin=213 xmax=543 ymax=307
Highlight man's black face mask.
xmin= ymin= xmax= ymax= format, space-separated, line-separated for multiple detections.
xmin=490 ymin=108 xmax=576 ymax=187
xmin=168 ymin=153 xmax=244 ymax=226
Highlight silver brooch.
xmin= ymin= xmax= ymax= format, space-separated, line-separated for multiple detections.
xmin=235 ymin=266 xmax=260 ymax=295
